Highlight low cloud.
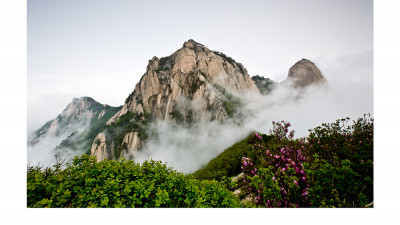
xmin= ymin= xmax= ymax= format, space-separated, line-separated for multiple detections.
xmin=27 ymin=51 xmax=373 ymax=173
xmin=134 ymin=51 xmax=373 ymax=172
xmin=27 ymin=112 xmax=92 ymax=167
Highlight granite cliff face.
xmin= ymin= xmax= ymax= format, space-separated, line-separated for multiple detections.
xmin=286 ymin=59 xmax=327 ymax=88
xmin=91 ymin=39 xmax=260 ymax=161
xmin=108 ymin=39 xmax=259 ymax=124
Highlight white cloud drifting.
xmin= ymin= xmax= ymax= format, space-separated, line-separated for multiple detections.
xmin=133 ymin=51 xmax=373 ymax=173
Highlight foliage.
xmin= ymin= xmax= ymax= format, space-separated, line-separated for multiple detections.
xmin=55 ymin=103 xmax=122 ymax=155
xmin=192 ymin=135 xmax=273 ymax=181
xmin=29 ymin=114 xmax=373 ymax=208
xmin=212 ymin=83 xmax=243 ymax=117
xmin=190 ymin=83 xmax=200 ymax=94
xmin=269 ymin=120 xmax=295 ymax=141
xmin=212 ymin=51 xmax=236 ymax=65
xmin=169 ymin=105 xmax=185 ymax=124
xmin=102 ymin=111 xmax=151 ymax=159
xmin=155 ymin=66 xmax=170 ymax=72
xmin=158 ymin=57 xmax=170 ymax=67
xmin=237 ymin=114 xmax=373 ymax=207
xmin=251 ymin=75 xmax=276 ymax=95
xmin=27 ymin=155 xmax=240 ymax=208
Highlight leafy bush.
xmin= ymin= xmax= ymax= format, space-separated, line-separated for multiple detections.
xmin=237 ymin=115 xmax=373 ymax=207
xmin=27 ymin=155 xmax=240 ymax=208
xmin=251 ymin=75 xmax=276 ymax=95
xmin=192 ymin=134 xmax=273 ymax=181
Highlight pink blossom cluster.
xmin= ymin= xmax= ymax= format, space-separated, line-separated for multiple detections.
xmin=271 ymin=121 xmax=295 ymax=140
xmin=265 ymin=146 xmax=310 ymax=207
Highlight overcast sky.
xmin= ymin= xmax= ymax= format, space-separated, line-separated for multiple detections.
xmin=27 ymin=0 xmax=373 ymax=133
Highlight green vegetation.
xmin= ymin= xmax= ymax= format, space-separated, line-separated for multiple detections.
xmin=169 ymin=105 xmax=185 ymax=124
xmin=193 ymin=135 xmax=273 ymax=181
xmin=155 ymin=66 xmax=170 ymax=72
xmin=193 ymin=115 xmax=373 ymax=208
xmin=212 ymin=51 xmax=246 ymax=74
xmin=158 ymin=77 xmax=167 ymax=83
xmin=212 ymin=50 xmax=236 ymax=64
xmin=27 ymin=155 xmax=240 ymax=208
xmin=28 ymin=114 xmax=373 ymax=208
xmin=251 ymin=75 xmax=276 ymax=95
xmin=189 ymin=83 xmax=200 ymax=94
xmin=212 ymin=83 xmax=243 ymax=117
xmin=125 ymin=92 xmax=134 ymax=104
xmin=56 ymin=104 xmax=122 ymax=155
xmin=102 ymin=111 xmax=151 ymax=159
xmin=158 ymin=57 xmax=170 ymax=67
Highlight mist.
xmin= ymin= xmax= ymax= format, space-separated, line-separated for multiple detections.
xmin=27 ymin=112 xmax=92 ymax=167
xmin=133 ymin=52 xmax=373 ymax=173
xmin=27 ymin=51 xmax=372 ymax=173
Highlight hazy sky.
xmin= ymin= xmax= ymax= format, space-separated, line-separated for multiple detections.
xmin=27 ymin=0 xmax=373 ymax=133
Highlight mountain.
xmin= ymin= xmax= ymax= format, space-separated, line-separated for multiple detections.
xmin=251 ymin=75 xmax=276 ymax=95
xmin=285 ymin=58 xmax=327 ymax=88
xmin=90 ymin=39 xmax=260 ymax=161
xmin=28 ymin=97 xmax=122 ymax=161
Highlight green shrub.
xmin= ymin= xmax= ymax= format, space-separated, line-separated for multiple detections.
xmin=192 ymin=135 xmax=273 ymax=181
xmin=212 ymin=83 xmax=243 ymax=117
xmin=27 ymin=155 xmax=240 ymax=208
xmin=236 ymin=115 xmax=373 ymax=207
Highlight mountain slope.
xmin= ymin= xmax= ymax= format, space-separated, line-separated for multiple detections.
xmin=28 ymin=97 xmax=122 ymax=163
xmin=90 ymin=39 xmax=260 ymax=161
xmin=251 ymin=75 xmax=276 ymax=95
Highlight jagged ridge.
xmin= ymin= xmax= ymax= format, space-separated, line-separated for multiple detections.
xmin=91 ymin=39 xmax=260 ymax=161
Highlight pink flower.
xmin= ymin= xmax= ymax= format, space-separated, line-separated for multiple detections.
xmin=294 ymin=180 xmax=298 ymax=185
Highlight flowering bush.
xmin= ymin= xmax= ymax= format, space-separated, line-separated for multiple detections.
xmin=242 ymin=141 xmax=310 ymax=207
xmin=270 ymin=120 xmax=295 ymax=141
xmin=239 ymin=115 xmax=373 ymax=208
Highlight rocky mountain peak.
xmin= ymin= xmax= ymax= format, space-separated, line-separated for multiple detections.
xmin=107 ymin=39 xmax=259 ymax=125
xmin=93 ymin=40 xmax=260 ymax=161
xmin=286 ymin=58 xmax=327 ymax=88
xmin=28 ymin=97 xmax=121 ymax=149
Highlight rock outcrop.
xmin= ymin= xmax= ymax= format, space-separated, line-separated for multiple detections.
xmin=286 ymin=59 xmax=327 ymax=88
xmin=90 ymin=133 xmax=110 ymax=162
xmin=91 ymin=39 xmax=260 ymax=161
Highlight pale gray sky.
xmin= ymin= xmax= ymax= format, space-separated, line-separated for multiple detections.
xmin=27 ymin=0 xmax=373 ymax=133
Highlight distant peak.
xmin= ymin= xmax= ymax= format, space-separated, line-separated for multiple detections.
xmin=287 ymin=58 xmax=327 ymax=88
